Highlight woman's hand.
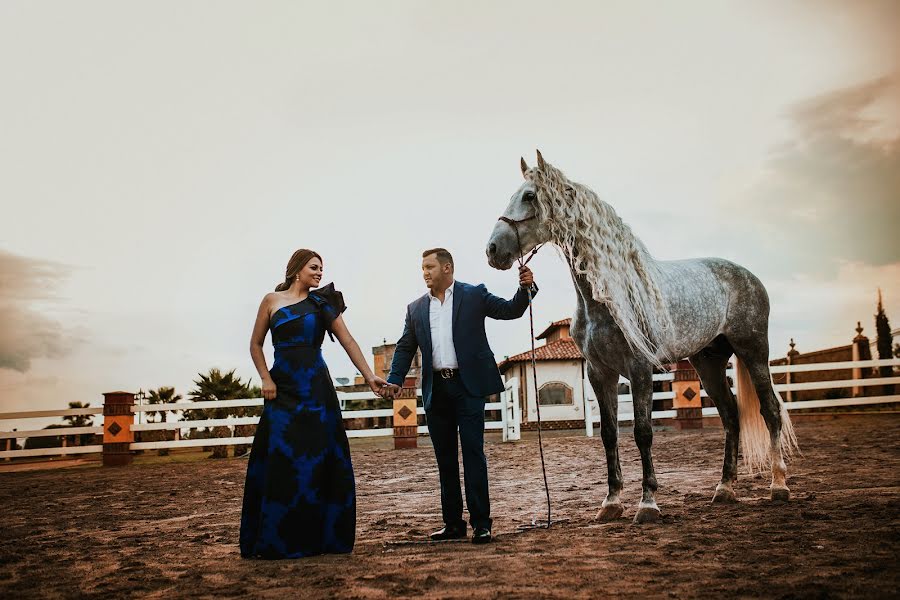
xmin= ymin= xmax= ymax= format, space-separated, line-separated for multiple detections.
xmin=369 ymin=375 xmax=390 ymax=397
xmin=262 ymin=378 xmax=277 ymax=401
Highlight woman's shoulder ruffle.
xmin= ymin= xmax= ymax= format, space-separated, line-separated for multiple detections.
xmin=309 ymin=282 xmax=346 ymax=316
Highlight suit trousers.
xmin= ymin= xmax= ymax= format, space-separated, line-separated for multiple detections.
xmin=425 ymin=374 xmax=491 ymax=531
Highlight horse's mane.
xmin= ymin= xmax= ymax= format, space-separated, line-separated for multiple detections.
xmin=528 ymin=161 xmax=672 ymax=365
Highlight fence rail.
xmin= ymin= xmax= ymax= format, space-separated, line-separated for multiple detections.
xmin=1 ymin=445 xmax=104 ymax=459
xmin=0 ymin=407 xmax=103 ymax=420
xmin=0 ymin=426 xmax=102 ymax=440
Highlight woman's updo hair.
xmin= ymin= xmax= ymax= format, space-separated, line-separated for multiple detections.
xmin=275 ymin=249 xmax=322 ymax=291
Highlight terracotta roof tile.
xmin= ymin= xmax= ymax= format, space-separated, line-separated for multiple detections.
xmin=498 ymin=339 xmax=583 ymax=372
xmin=536 ymin=318 xmax=572 ymax=340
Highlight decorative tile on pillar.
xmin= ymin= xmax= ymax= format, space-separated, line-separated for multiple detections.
xmin=108 ymin=421 xmax=122 ymax=436
xmin=398 ymin=405 xmax=413 ymax=420
xmin=683 ymin=387 xmax=697 ymax=401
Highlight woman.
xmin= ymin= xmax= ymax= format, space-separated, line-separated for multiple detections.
xmin=240 ymin=248 xmax=388 ymax=559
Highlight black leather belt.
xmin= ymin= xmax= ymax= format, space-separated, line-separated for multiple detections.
xmin=435 ymin=368 xmax=459 ymax=379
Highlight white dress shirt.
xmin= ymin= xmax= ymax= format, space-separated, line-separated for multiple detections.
xmin=429 ymin=283 xmax=459 ymax=370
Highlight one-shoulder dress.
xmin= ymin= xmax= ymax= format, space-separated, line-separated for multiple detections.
xmin=239 ymin=283 xmax=356 ymax=559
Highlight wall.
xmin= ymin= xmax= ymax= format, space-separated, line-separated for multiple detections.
xmin=513 ymin=360 xmax=586 ymax=423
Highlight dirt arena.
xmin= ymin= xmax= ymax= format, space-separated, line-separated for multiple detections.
xmin=1 ymin=414 xmax=898 ymax=599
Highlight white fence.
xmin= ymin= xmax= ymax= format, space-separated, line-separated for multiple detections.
xmin=0 ymin=378 xmax=523 ymax=459
xmin=0 ymin=405 xmax=104 ymax=459
xmin=2 ymin=358 xmax=898 ymax=459
xmin=582 ymin=357 xmax=900 ymax=437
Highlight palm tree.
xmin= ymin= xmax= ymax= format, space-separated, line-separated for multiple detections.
xmin=146 ymin=387 xmax=182 ymax=456
xmin=62 ymin=402 xmax=93 ymax=446
xmin=233 ymin=383 xmax=263 ymax=457
xmin=187 ymin=368 xmax=255 ymax=458
xmin=146 ymin=387 xmax=182 ymax=423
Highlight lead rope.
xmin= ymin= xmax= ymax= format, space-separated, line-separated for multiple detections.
xmin=525 ymin=282 xmax=552 ymax=528
xmin=502 ymin=218 xmax=552 ymax=529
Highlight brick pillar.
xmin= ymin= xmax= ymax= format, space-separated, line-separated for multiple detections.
xmin=851 ymin=322 xmax=871 ymax=397
xmin=372 ymin=342 xmax=389 ymax=381
xmin=392 ymin=377 xmax=418 ymax=449
xmin=785 ymin=339 xmax=799 ymax=402
xmin=103 ymin=391 xmax=135 ymax=466
xmin=672 ymin=360 xmax=703 ymax=429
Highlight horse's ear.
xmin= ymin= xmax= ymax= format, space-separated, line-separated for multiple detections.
xmin=536 ymin=149 xmax=546 ymax=170
xmin=520 ymin=157 xmax=529 ymax=177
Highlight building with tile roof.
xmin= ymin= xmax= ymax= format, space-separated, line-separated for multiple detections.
xmin=499 ymin=318 xmax=592 ymax=426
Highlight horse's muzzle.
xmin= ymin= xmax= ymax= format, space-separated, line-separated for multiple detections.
xmin=486 ymin=242 xmax=514 ymax=270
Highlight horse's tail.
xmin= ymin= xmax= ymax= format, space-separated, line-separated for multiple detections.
xmin=734 ymin=356 xmax=799 ymax=473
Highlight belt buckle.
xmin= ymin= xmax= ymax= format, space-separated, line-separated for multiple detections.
xmin=440 ymin=368 xmax=453 ymax=379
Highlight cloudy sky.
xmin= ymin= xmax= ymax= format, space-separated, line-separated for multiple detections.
xmin=2 ymin=1 xmax=898 ymax=428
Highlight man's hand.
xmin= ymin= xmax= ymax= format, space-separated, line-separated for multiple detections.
xmin=519 ymin=265 xmax=535 ymax=288
xmin=380 ymin=383 xmax=402 ymax=400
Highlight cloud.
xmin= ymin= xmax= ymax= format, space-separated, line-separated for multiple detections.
xmin=747 ymin=74 xmax=900 ymax=275
xmin=0 ymin=250 xmax=77 ymax=371
xmin=765 ymin=260 xmax=900 ymax=353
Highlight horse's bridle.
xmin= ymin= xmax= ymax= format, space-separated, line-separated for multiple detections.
xmin=497 ymin=214 xmax=543 ymax=267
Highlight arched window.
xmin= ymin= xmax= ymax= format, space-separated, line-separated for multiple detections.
xmin=538 ymin=382 xmax=574 ymax=406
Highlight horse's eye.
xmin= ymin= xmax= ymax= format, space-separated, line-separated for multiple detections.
xmin=523 ymin=190 xmax=536 ymax=202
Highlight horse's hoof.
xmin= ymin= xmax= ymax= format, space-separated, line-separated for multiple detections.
xmin=632 ymin=505 xmax=661 ymax=525
xmin=771 ymin=486 xmax=790 ymax=502
xmin=596 ymin=502 xmax=625 ymax=521
xmin=712 ymin=484 xmax=737 ymax=504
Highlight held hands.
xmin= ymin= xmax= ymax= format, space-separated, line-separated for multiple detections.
xmin=519 ymin=265 xmax=535 ymax=288
xmin=368 ymin=376 xmax=391 ymax=397
xmin=369 ymin=376 xmax=401 ymax=401
xmin=378 ymin=383 xmax=402 ymax=400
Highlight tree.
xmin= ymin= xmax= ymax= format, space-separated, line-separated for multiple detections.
xmin=23 ymin=425 xmax=66 ymax=450
xmin=63 ymin=401 xmax=92 ymax=428
xmin=24 ymin=403 xmax=94 ymax=450
xmin=62 ymin=402 xmax=94 ymax=446
xmin=187 ymin=368 xmax=255 ymax=458
xmin=146 ymin=387 xmax=182 ymax=423
xmin=875 ymin=290 xmax=894 ymax=394
xmin=146 ymin=387 xmax=182 ymax=456
xmin=233 ymin=383 xmax=262 ymax=457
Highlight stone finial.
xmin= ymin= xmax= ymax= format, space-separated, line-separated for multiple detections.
xmin=788 ymin=338 xmax=799 ymax=357
xmin=854 ymin=321 xmax=868 ymax=342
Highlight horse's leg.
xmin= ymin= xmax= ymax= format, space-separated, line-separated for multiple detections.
xmin=630 ymin=368 xmax=660 ymax=524
xmin=729 ymin=333 xmax=794 ymax=502
xmin=740 ymin=351 xmax=791 ymax=501
xmin=690 ymin=344 xmax=740 ymax=503
xmin=587 ymin=364 xmax=624 ymax=521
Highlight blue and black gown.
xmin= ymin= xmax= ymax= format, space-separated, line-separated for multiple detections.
xmin=239 ymin=283 xmax=356 ymax=559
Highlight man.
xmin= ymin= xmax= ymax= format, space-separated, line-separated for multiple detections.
xmin=383 ymin=248 xmax=536 ymax=544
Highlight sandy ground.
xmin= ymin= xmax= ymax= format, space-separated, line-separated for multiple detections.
xmin=1 ymin=414 xmax=898 ymax=599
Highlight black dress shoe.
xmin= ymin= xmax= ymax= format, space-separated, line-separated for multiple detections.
xmin=471 ymin=527 xmax=492 ymax=544
xmin=430 ymin=524 xmax=467 ymax=541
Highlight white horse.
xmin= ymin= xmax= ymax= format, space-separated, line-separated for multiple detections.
xmin=486 ymin=151 xmax=798 ymax=523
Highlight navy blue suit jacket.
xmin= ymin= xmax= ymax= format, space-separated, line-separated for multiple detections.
xmin=387 ymin=280 xmax=537 ymax=411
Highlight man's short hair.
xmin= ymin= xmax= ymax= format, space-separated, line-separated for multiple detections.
xmin=422 ymin=247 xmax=454 ymax=268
